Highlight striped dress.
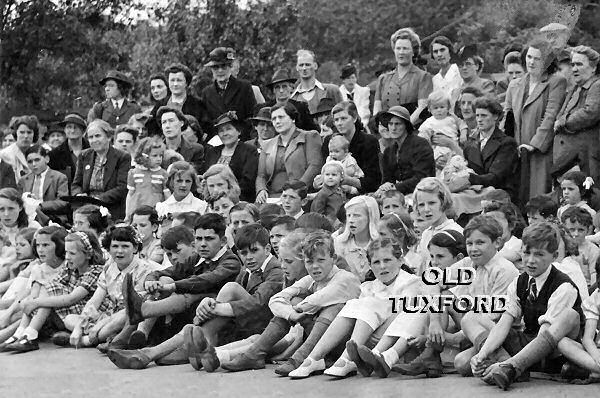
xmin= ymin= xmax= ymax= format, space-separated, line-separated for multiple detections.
xmin=127 ymin=165 xmax=169 ymax=215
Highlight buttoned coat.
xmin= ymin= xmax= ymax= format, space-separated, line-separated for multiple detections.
xmin=201 ymin=77 xmax=257 ymax=141
xmin=87 ymin=99 xmax=142 ymax=128
xmin=554 ymin=74 xmax=600 ymax=182
xmin=18 ymin=169 xmax=69 ymax=213
xmin=463 ymin=127 xmax=519 ymax=201
xmin=503 ymin=72 xmax=567 ymax=198
xmin=72 ymin=146 xmax=131 ymax=220
xmin=256 ymin=128 xmax=322 ymax=194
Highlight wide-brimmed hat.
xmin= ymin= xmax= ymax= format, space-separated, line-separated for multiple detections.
xmin=214 ymin=111 xmax=242 ymax=129
xmin=267 ymin=69 xmax=297 ymax=88
xmin=205 ymin=47 xmax=236 ymax=67
xmin=311 ymin=98 xmax=336 ymax=117
xmin=249 ymin=107 xmax=272 ymax=123
xmin=377 ymin=106 xmax=413 ymax=132
xmin=340 ymin=64 xmax=357 ymax=80
xmin=99 ymin=70 xmax=133 ymax=87
xmin=57 ymin=113 xmax=87 ymax=130
xmin=540 ymin=22 xmax=569 ymax=33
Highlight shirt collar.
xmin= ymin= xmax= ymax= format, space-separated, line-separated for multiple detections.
xmin=247 ymin=254 xmax=273 ymax=275
xmin=36 ymin=167 xmax=49 ymax=179
xmin=291 ymin=79 xmax=325 ymax=96
xmin=533 ymin=264 xmax=553 ymax=291
xmin=113 ymin=98 xmax=124 ymax=108
xmin=479 ymin=128 xmax=494 ymax=141
xmin=292 ymin=209 xmax=304 ymax=220
xmin=163 ymin=192 xmax=194 ymax=204
xmin=197 ymin=245 xmax=228 ymax=265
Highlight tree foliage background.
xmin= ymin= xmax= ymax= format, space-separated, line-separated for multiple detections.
xmin=1 ymin=0 xmax=598 ymax=123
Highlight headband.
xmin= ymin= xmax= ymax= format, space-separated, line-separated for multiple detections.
xmin=434 ymin=230 xmax=459 ymax=242
xmin=74 ymin=231 xmax=93 ymax=253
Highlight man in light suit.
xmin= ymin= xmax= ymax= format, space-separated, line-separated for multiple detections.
xmin=339 ymin=63 xmax=371 ymax=128
xmin=19 ymin=145 xmax=69 ymax=223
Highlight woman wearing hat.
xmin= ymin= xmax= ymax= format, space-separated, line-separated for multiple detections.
xmin=88 ymin=70 xmax=141 ymax=128
xmin=246 ymin=107 xmax=276 ymax=151
xmin=72 ymin=120 xmax=131 ymax=220
xmin=373 ymin=28 xmax=433 ymax=125
xmin=255 ymin=102 xmax=322 ymax=203
xmin=339 ymin=63 xmax=371 ymax=127
xmin=0 ymin=115 xmax=39 ymax=183
xmin=48 ymin=114 xmax=90 ymax=189
xmin=266 ymin=68 xmax=319 ymax=132
xmin=202 ymin=111 xmax=259 ymax=202
xmin=43 ymin=124 xmax=66 ymax=151
xmin=378 ymin=106 xmax=435 ymax=195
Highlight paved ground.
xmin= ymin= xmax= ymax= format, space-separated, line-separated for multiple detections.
xmin=0 ymin=344 xmax=597 ymax=398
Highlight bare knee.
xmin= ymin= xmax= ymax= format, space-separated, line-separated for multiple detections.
xmin=317 ymin=304 xmax=345 ymax=321
xmin=216 ymin=282 xmax=244 ymax=301
xmin=454 ymin=350 xmax=473 ymax=377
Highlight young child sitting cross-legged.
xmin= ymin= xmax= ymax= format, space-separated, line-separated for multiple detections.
xmin=212 ymin=231 xmax=361 ymax=376
xmin=120 ymin=213 xmax=241 ymax=337
xmin=470 ymin=222 xmax=584 ymax=390
xmin=107 ymin=223 xmax=283 ymax=369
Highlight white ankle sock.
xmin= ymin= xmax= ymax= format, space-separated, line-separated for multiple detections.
xmin=372 ymin=348 xmax=381 ymax=355
xmin=216 ymin=348 xmax=230 ymax=363
xmin=382 ymin=349 xmax=400 ymax=368
xmin=23 ymin=327 xmax=38 ymax=340
xmin=14 ymin=326 xmax=25 ymax=338
xmin=81 ymin=336 xmax=91 ymax=346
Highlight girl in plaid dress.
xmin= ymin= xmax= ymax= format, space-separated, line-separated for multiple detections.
xmin=1 ymin=230 xmax=104 ymax=352
xmin=75 ymin=226 xmax=161 ymax=347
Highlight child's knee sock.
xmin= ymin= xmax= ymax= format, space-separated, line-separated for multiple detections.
xmin=250 ymin=317 xmax=290 ymax=357
xmin=291 ymin=316 xmax=332 ymax=364
xmin=506 ymin=330 xmax=557 ymax=375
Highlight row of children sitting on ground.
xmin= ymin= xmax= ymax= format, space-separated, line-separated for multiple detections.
xmin=0 ymin=174 xmax=599 ymax=391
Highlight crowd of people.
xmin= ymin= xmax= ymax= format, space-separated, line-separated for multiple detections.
xmin=1 ymin=22 xmax=600 ymax=391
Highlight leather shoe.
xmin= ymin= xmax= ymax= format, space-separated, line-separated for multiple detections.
xmin=123 ymin=273 xmax=144 ymax=325
xmin=6 ymin=337 xmax=39 ymax=353
xmin=107 ymin=348 xmax=151 ymax=369
xmin=324 ymin=358 xmax=358 ymax=378
xmin=52 ymin=331 xmax=71 ymax=347
xmin=561 ymin=361 xmax=591 ymax=380
xmin=221 ymin=351 xmax=266 ymax=372
xmin=274 ymin=358 xmax=300 ymax=376
xmin=288 ymin=357 xmax=326 ymax=379
xmin=184 ymin=325 xmax=208 ymax=371
xmin=200 ymin=345 xmax=220 ymax=373
xmin=346 ymin=340 xmax=373 ymax=377
xmin=395 ymin=349 xmax=442 ymax=378
xmin=0 ymin=336 xmax=19 ymax=352
xmin=357 ymin=345 xmax=391 ymax=378
xmin=488 ymin=363 xmax=519 ymax=390
xmin=128 ymin=330 xmax=147 ymax=349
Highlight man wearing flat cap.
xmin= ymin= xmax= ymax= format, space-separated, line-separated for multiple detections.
xmin=339 ymin=63 xmax=371 ymax=127
xmin=290 ymin=49 xmax=343 ymax=114
xmin=88 ymin=70 xmax=141 ymax=128
xmin=201 ymin=47 xmax=256 ymax=141
xmin=265 ymin=68 xmax=319 ymax=131
xmin=48 ymin=113 xmax=90 ymax=191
